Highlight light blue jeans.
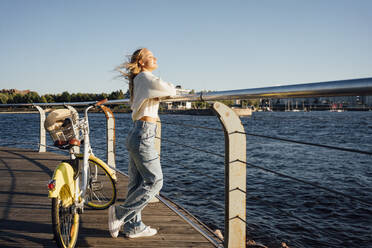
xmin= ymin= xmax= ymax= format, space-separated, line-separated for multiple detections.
xmin=116 ymin=120 xmax=163 ymax=235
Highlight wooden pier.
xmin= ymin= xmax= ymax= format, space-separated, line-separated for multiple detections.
xmin=0 ymin=147 xmax=219 ymax=248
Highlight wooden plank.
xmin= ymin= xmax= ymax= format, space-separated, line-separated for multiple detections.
xmin=0 ymin=147 xmax=217 ymax=248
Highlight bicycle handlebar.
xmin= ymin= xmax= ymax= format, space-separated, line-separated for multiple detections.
xmin=83 ymin=98 xmax=108 ymax=115
xmin=95 ymin=98 xmax=108 ymax=106
xmin=83 ymin=98 xmax=108 ymax=123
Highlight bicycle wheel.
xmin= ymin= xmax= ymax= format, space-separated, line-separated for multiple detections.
xmin=85 ymin=158 xmax=116 ymax=209
xmin=52 ymin=185 xmax=79 ymax=248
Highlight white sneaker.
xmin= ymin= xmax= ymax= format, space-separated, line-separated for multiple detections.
xmin=108 ymin=205 xmax=123 ymax=238
xmin=127 ymin=226 xmax=157 ymax=238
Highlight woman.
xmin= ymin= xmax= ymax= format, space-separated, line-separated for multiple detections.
xmin=108 ymin=48 xmax=176 ymax=238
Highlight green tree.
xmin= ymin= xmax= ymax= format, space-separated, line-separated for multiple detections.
xmin=23 ymin=93 xmax=33 ymax=103
xmin=81 ymin=93 xmax=93 ymax=102
xmin=7 ymin=94 xmax=14 ymax=104
xmin=70 ymin=93 xmax=77 ymax=102
xmin=220 ymin=100 xmax=234 ymax=107
xmin=73 ymin=93 xmax=83 ymax=102
xmin=0 ymin=93 xmax=8 ymax=104
xmin=28 ymin=91 xmax=41 ymax=103
xmin=43 ymin=94 xmax=55 ymax=103
xmin=109 ymin=90 xmax=125 ymax=100
xmin=242 ymin=99 xmax=260 ymax=108
xmin=101 ymin=93 xmax=109 ymax=100
xmin=41 ymin=95 xmax=48 ymax=103
xmin=60 ymin=91 xmax=71 ymax=102
xmin=12 ymin=94 xmax=24 ymax=103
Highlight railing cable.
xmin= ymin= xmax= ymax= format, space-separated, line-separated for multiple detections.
xmin=159 ymin=120 xmax=372 ymax=156
xmin=162 ymin=156 xmax=224 ymax=184
xmin=238 ymin=159 xmax=372 ymax=207
xmin=238 ymin=131 xmax=372 ymax=156
xmin=159 ymin=120 xmax=221 ymax=132
xmin=157 ymin=137 xmax=224 ymax=158
xmin=162 ymin=156 xmax=226 ymax=212
xmin=0 ymin=141 xmax=70 ymax=154
xmin=158 ymin=122 xmax=372 ymax=206
xmin=249 ymin=196 xmax=339 ymax=247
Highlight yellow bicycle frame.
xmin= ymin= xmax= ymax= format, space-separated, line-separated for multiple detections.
xmin=48 ymin=162 xmax=76 ymax=201
xmin=48 ymin=154 xmax=117 ymax=200
xmin=75 ymin=154 xmax=117 ymax=181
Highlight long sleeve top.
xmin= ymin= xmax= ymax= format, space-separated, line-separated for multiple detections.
xmin=131 ymin=71 xmax=177 ymax=121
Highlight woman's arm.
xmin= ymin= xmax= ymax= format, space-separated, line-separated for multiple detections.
xmin=141 ymin=72 xmax=177 ymax=98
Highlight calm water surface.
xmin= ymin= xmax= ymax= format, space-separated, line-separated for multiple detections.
xmin=0 ymin=111 xmax=371 ymax=248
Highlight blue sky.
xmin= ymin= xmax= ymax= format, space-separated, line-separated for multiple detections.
xmin=0 ymin=0 xmax=371 ymax=95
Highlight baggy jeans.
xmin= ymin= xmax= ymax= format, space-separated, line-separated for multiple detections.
xmin=115 ymin=120 xmax=163 ymax=235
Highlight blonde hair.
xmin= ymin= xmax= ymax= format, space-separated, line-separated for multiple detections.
xmin=116 ymin=48 xmax=147 ymax=103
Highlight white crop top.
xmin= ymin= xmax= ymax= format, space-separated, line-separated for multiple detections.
xmin=131 ymin=71 xmax=176 ymax=121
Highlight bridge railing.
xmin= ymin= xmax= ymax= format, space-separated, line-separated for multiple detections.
xmin=1 ymin=77 xmax=372 ymax=248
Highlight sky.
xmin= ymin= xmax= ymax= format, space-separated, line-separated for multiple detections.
xmin=0 ymin=0 xmax=371 ymax=95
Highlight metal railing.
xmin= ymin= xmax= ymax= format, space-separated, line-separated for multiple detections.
xmin=1 ymin=76 xmax=372 ymax=248
xmin=2 ymin=77 xmax=372 ymax=107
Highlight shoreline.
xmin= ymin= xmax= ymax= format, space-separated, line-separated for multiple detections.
xmin=0 ymin=111 xmax=39 ymax=114
xmin=0 ymin=108 xmax=371 ymax=115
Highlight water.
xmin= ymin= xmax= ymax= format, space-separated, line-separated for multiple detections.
xmin=0 ymin=111 xmax=371 ymax=248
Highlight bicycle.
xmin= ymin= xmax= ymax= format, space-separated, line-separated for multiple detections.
xmin=46 ymin=99 xmax=117 ymax=248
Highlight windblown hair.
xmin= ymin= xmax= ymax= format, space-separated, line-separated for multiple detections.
xmin=116 ymin=48 xmax=146 ymax=103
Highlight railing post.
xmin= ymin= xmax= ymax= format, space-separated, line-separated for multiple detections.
xmin=34 ymin=105 xmax=46 ymax=152
xmin=99 ymin=105 xmax=116 ymax=168
xmin=212 ymin=102 xmax=246 ymax=248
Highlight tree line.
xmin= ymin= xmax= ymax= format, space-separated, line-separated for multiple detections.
xmin=0 ymin=89 xmax=260 ymax=110
xmin=0 ymin=90 xmax=127 ymax=104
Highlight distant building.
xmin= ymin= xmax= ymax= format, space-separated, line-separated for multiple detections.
xmin=163 ymin=85 xmax=192 ymax=110
xmin=175 ymin=85 xmax=191 ymax=95
xmin=1 ymin=89 xmax=31 ymax=95
xmin=270 ymin=95 xmax=372 ymax=111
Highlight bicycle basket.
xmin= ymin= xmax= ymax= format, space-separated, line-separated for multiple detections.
xmin=44 ymin=109 xmax=79 ymax=149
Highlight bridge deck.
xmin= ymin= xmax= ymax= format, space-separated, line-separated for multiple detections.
xmin=0 ymin=147 xmax=218 ymax=248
